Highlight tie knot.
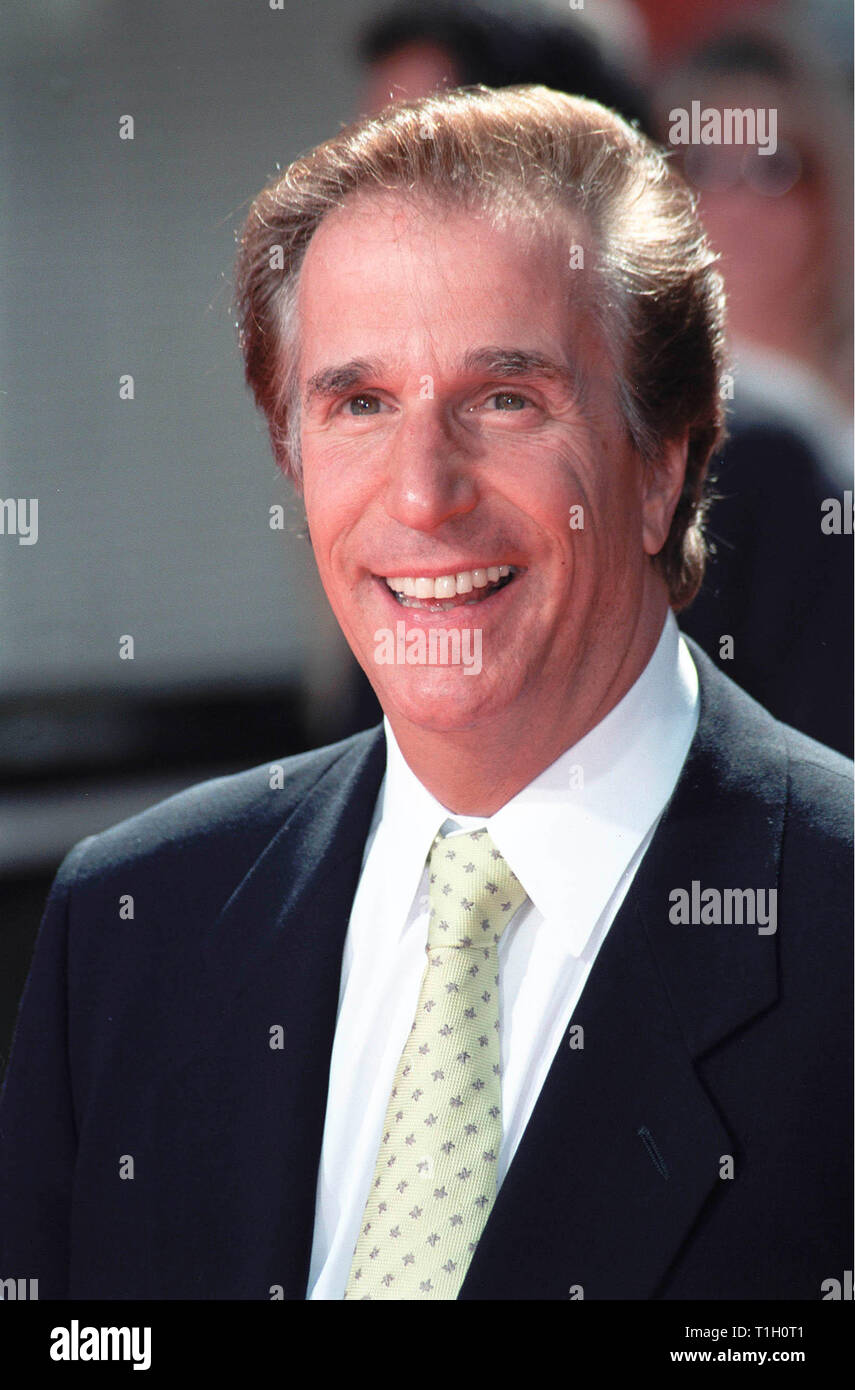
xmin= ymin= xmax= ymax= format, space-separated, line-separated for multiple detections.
xmin=425 ymin=827 xmax=527 ymax=950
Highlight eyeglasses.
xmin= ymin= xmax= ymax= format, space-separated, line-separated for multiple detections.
xmin=682 ymin=139 xmax=810 ymax=197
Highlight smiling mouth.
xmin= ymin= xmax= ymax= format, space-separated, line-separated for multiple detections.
xmin=381 ymin=565 xmax=520 ymax=610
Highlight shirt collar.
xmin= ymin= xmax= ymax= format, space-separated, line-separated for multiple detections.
xmin=372 ymin=611 xmax=699 ymax=956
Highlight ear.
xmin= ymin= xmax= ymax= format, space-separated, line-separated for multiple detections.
xmin=641 ymin=433 xmax=689 ymax=558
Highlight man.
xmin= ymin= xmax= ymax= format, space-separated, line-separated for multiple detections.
xmin=0 ymin=86 xmax=850 ymax=1300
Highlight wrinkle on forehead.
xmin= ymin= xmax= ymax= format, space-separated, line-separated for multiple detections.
xmin=297 ymin=185 xmax=596 ymax=335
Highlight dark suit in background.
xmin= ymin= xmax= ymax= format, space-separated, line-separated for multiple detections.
xmin=680 ymin=422 xmax=853 ymax=758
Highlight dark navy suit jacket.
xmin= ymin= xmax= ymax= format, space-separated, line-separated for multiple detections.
xmin=0 ymin=645 xmax=851 ymax=1299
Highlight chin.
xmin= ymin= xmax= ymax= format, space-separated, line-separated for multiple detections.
xmin=372 ymin=669 xmax=508 ymax=734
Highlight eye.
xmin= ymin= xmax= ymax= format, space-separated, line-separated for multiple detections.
xmin=484 ymin=391 xmax=529 ymax=411
xmin=345 ymin=394 xmax=382 ymax=415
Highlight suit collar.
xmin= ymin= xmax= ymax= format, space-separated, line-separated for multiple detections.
xmin=378 ymin=612 xmax=700 ymax=958
xmin=641 ymin=637 xmax=784 ymax=1057
xmin=188 ymin=639 xmax=783 ymax=1068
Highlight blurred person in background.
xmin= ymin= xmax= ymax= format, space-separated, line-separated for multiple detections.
xmin=657 ymin=20 xmax=853 ymax=758
xmin=632 ymin=0 xmax=773 ymax=65
xmin=357 ymin=0 xmax=651 ymax=130
xmin=657 ymin=22 xmax=852 ymax=444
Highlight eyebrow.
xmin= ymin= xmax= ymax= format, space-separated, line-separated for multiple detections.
xmin=304 ymin=358 xmax=385 ymax=407
xmin=303 ymin=347 xmax=582 ymax=407
xmin=461 ymin=347 xmax=581 ymax=394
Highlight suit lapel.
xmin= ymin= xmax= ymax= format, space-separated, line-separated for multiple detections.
xmin=458 ymin=897 xmax=734 ymax=1299
xmin=149 ymin=727 xmax=386 ymax=1299
xmin=459 ymin=647 xmax=784 ymax=1299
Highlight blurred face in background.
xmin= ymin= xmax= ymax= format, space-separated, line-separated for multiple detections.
xmin=360 ymin=40 xmax=462 ymax=116
xmin=675 ymin=77 xmax=830 ymax=364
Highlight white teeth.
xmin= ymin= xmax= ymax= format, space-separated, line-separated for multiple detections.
xmin=384 ymin=566 xmax=517 ymax=601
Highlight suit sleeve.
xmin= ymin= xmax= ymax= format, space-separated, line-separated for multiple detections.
xmin=0 ymin=837 xmax=93 ymax=1299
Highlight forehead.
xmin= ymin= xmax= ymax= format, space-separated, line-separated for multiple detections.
xmin=293 ymin=191 xmax=598 ymax=372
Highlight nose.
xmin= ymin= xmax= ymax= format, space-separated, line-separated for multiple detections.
xmin=382 ymin=407 xmax=479 ymax=532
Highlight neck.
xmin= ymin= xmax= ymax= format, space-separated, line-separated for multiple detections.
xmin=385 ymin=599 xmax=669 ymax=817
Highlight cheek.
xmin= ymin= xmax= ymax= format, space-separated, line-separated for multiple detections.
xmin=569 ymin=436 xmax=642 ymax=537
xmin=301 ymin=452 xmax=368 ymax=567
xmin=302 ymin=500 xmax=347 ymax=591
xmin=501 ymin=432 xmax=601 ymax=517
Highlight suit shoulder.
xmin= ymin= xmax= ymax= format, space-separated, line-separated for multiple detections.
xmin=780 ymin=722 xmax=853 ymax=846
xmin=689 ymin=642 xmax=851 ymax=827
xmin=63 ymin=726 xmax=384 ymax=889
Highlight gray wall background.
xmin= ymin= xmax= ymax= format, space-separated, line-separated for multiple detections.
xmin=1 ymin=0 xmax=387 ymax=704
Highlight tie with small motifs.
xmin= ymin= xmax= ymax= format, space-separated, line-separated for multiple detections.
xmin=344 ymin=827 xmax=528 ymax=1300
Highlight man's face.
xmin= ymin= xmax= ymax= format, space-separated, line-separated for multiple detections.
xmin=294 ymin=194 xmax=676 ymax=744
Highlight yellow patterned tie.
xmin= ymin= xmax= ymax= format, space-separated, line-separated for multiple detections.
xmin=344 ymin=827 xmax=528 ymax=1299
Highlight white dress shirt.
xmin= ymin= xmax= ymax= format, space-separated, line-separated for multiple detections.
xmin=306 ymin=611 xmax=699 ymax=1298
